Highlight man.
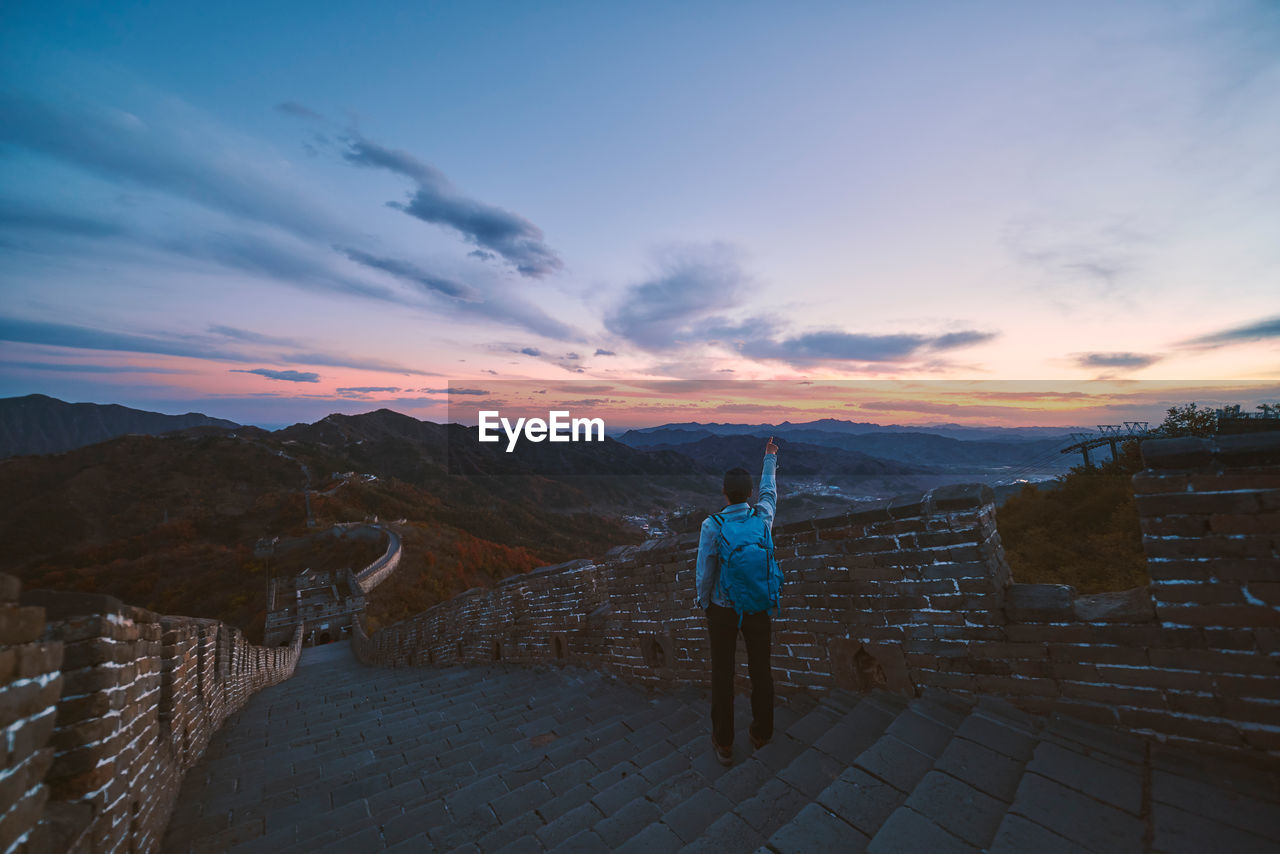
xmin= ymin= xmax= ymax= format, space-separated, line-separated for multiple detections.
xmin=695 ymin=436 xmax=779 ymax=765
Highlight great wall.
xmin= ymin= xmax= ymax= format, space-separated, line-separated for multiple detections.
xmin=1 ymin=432 xmax=1277 ymax=852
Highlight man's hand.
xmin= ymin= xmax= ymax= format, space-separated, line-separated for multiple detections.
xmin=765 ymin=436 xmax=778 ymax=455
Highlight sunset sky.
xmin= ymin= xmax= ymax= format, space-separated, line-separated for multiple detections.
xmin=2 ymin=0 xmax=1278 ymax=427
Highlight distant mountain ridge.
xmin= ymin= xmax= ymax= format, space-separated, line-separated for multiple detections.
xmin=0 ymin=406 xmax=707 ymax=641
xmin=0 ymin=394 xmax=240 ymax=458
xmin=641 ymin=433 xmax=928 ymax=477
xmin=618 ymin=421 xmax=1081 ymax=471
xmin=623 ymin=418 xmax=1085 ymax=441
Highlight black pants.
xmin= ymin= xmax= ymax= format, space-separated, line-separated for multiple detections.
xmin=707 ymin=603 xmax=773 ymax=748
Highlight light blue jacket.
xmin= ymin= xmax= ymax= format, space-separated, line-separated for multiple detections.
xmin=696 ymin=454 xmax=778 ymax=609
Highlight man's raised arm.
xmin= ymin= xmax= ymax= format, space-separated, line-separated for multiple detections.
xmin=757 ymin=437 xmax=778 ymax=526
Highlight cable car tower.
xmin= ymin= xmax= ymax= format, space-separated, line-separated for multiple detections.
xmin=1061 ymin=422 xmax=1156 ymax=467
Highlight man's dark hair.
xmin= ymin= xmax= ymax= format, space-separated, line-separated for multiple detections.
xmin=723 ymin=467 xmax=753 ymax=504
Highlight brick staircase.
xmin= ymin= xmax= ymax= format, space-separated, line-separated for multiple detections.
xmin=162 ymin=642 xmax=1280 ymax=853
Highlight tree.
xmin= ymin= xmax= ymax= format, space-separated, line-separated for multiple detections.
xmin=1157 ymin=402 xmax=1217 ymax=438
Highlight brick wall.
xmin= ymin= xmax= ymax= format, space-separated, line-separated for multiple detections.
xmin=354 ymin=527 xmax=402 ymax=594
xmin=0 ymin=582 xmax=301 ymax=853
xmin=356 ymin=433 xmax=1279 ymax=763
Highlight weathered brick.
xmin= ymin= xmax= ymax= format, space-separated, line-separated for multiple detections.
xmin=0 ymin=606 xmax=46 ymax=645
xmin=1141 ymin=515 xmax=1211 ymax=537
xmin=1131 ymin=470 xmax=1190 ymax=494
xmin=0 ymin=674 xmax=62 ymax=730
xmin=1119 ymin=708 xmax=1243 ymax=745
xmin=1137 ymin=491 xmax=1263 ymax=517
xmin=1155 ymin=603 xmax=1280 ymax=628
xmin=1004 ymin=584 xmax=1074 ymax=621
xmin=15 ymin=643 xmax=63 ymax=679
xmin=1152 ymin=582 xmax=1247 ymax=606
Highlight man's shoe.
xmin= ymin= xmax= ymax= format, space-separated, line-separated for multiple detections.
xmin=711 ymin=736 xmax=733 ymax=766
xmin=750 ymin=732 xmax=770 ymax=750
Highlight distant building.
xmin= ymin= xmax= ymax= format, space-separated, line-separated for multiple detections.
xmin=264 ymin=566 xmax=366 ymax=647
xmin=1216 ymin=405 xmax=1280 ymax=435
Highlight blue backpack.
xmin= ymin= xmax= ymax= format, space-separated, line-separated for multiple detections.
xmin=712 ymin=507 xmax=783 ymax=624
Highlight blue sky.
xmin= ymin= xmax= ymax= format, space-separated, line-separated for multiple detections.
xmin=1 ymin=0 xmax=1277 ymax=426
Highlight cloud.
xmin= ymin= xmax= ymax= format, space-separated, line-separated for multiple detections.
xmin=0 ymin=200 xmax=130 ymax=239
xmin=606 ymin=244 xmax=751 ymax=350
xmin=336 ymin=386 xmax=401 ymax=394
xmin=1 ymin=91 xmax=578 ymax=341
xmin=157 ymin=231 xmax=409 ymax=304
xmin=1073 ymin=352 xmax=1162 ymax=369
xmin=0 ymin=316 xmax=254 ymax=362
xmin=207 ymin=325 xmax=305 ymax=348
xmin=337 ymin=246 xmax=481 ymax=301
xmin=468 ymin=250 xmax=496 ymax=261
xmin=506 ymin=346 xmax=591 ymax=373
xmin=594 ymin=349 xmax=616 ymax=356
xmin=417 ymin=387 xmax=490 ymax=395
xmin=1180 ymin=316 xmax=1280 ymax=349
xmin=231 ymin=368 xmax=320 ymax=383
xmin=603 ymin=246 xmax=990 ymax=370
xmin=738 ymin=329 xmax=997 ymax=367
xmin=342 ymin=135 xmax=562 ymax=277
xmin=932 ymin=331 xmax=996 ymax=350
xmin=1 ymin=198 xmax=423 ymax=310
xmin=0 ymin=315 xmax=434 ymax=375
xmin=0 ymin=91 xmax=338 ymax=241
xmin=189 ymin=238 xmax=574 ymax=339
xmin=940 ymin=390 xmax=1097 ymax=402
xmin=1005 ymin=217 xmax=1151 ymax=295
xmin=284 ymin=351 xmax=435 ymax=375
xmin=0 ymin=360 xmax=185 ymax=374
xmin=712 ymin=403 xmax=779 ymax=413
xmin=274 ymin=101 xmax=326 ymax=121
xmin=855 ymin=400 xmax=1040 ymax=418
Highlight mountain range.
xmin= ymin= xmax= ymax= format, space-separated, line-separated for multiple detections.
xmin=618 ymin=423 xmax=1077 ymax=472
xmin=2 ymin=396 xmax=1081 ymax=638
xmin=0 ymin=393 xmax=237 ymax=457
xmin=621 ymin=417 xmax=1086 ymax=441
xmin=0 ymin=403 xmax=722 ymax=639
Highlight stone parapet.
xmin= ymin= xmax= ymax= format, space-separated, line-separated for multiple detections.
xmin=0 ymin=580 xmax=301 ymax=853
xmin=356 ymin=436 xmax=1280 ymax=763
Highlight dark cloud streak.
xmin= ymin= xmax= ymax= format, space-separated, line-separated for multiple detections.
xmin=1181 ymin=316 xmax=1280 ymax=348
xmin=274 ymin=101 xmax=326 ymax=121
xmin=337 ymin=247 xmax=480 ymax=302
xmin=0 ymin=315 xmax=434 ymax=375
xmin=342 ymin=136 xmax=562 ymax=277
xmin=1074 ymin=352 xmax=1161 ymax=369
xmin=0 ymin=92 xmax=338 ymax=241
xmin=231 ymin=368 xmax=320 ymax=383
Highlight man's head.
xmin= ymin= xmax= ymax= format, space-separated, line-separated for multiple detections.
xmin=722 ymin=467 xmax=753 ymax=504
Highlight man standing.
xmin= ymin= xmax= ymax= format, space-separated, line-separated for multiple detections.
xmin=695 ymin=437 xmax=780 ymax=765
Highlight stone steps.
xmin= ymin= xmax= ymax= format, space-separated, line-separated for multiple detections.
xmin=761 ymin=691 xmax=968 ymax=852
xmin=486 ymin=689 xmax=781 ymax=852
xmin=162 ymin=643 xmax=1280 ymax=854
xmin=315 ymin=682 xmax=663 ymax=851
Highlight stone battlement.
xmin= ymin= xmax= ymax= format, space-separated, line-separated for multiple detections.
xmin=354 ymin=432 xmax=1280 ymax=764
xmin=0 ymin=584 xmax=301 ymax=853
